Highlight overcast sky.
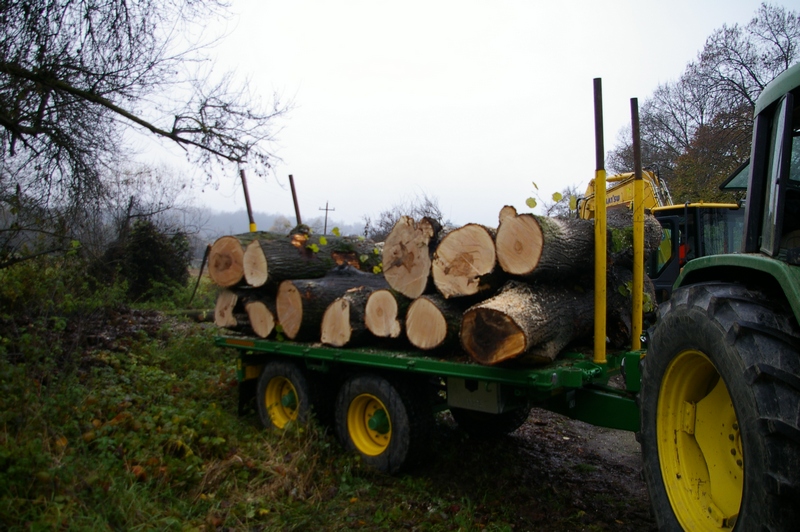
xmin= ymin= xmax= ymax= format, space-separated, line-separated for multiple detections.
xmin=176 ymin=0 xmax=773 ymax=230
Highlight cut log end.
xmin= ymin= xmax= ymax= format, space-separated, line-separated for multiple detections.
xmin=208 ymin=236 xmax=245 ymax=287
xmin=405 ymin=297 xmax=447 ymax=350
xmin=496 ymin=212 xmax=543 ymax=275
xmin=243 ymin=240 xmax=268 ymax=287
xmin=460 ymin=308 xmax=526 ymax=365
xmin=320 ymin=298 xmax=352 ymax=347
xmin=364 ymin=289 xmax=402 ymax=338
xmin=382 ymin=216 xmax=436 ymax=299
xmin=276 ymin=281 xmax=303 ymax=339
xmin=214 ymin=289 xmax=239 ymax=328
xmin=245 ymin=300 xmax=275 ymax=338
xmin=432 ymin=224 xmax=496 ymax=298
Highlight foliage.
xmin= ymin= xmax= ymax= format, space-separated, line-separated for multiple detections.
xmin=608 ymin=3 xmax=799 ymax=201
xmin=528 ymin=183 xmax=581 ymax=219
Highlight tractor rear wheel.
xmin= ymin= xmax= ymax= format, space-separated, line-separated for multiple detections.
xmin=642 ymin=282 xmax=800 ymax=530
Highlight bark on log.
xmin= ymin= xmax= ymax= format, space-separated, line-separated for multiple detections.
xmin=382 ymin=216 xmax=441 ymax=299
xmin=460 ymin=281 xmax=594 ymax=365
xmin=364 ymin=289 xmax=409 ymax=339
xmin=321 ymin=286 xmax=381 ymax=347
xmin=243 ymin=233 xmax=382 ymax=287
xmin=405 ymin=294 xmax=463 ymax=351
xmin=432 ymin=224 xmax=500 ymax=299
xmin=606 ymin=265 xmax=657 ymax=348
xmin=276 ymin=266 xmax=387 ymax=341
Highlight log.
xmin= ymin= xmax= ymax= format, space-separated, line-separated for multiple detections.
xmin=495 ymin=206 xmax=662 ymax=279
xmin=242 ymin=296 xmax=277 ymax=339
xmin=214 ymin=289 xmax=239 ymax=328
xmin=606 ymin=265 xmax=657 ymax=348
xmin=382 ymin=216 xmax=441 ymax=299
xmin=364 ymin=289 xmax=409 ymax=339
xmin=405 ymin=294 xmax=463 ymax=351
xmin=243 ymin=233 xmax=382 ymax=287
xmin=432 ymin=224 xmax=500 ymax=299
xmin=495 ymin=206 xmax=594 ymax=278
xmin=276 ymin=266 xmax=387 ymax=341
xmin=321 ymin=286 xmax=383 ymax=347
xmin=460 ymin=281 xmax=594 ymax=365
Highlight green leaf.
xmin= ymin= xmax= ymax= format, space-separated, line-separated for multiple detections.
xmin=525 ymin=197 xmax=537 ymax=209
xmin=552 ymin=192 xmax=563 ymax=202
xmin=373 ymin=247 xmax=380 ymax=255
xmin=531 ymin=181 xmax=539 ymax=190
xmin=569 ymin=195 xmax=578 ymax=210
xmin=319 ymin=236 xmax=328 ymax=246
xmin=307 ymin=243 xmax=320 ymax=253
xmin=332 ymin=227 xmax=341 ymax=236
xmin=359 ymin=254 xmax=369 ymax=263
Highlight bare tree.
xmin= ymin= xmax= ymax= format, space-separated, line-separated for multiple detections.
xmin=0 ymin=0 xmax=286 ymax=267
xmin=608 ymin=3 xmax=799 ymax=200
xmin=364 ymin=193 xmax=449 ymax=241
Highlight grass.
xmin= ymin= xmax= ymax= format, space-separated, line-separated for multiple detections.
xmin=0 ymin=257 xmax=652 ymax=531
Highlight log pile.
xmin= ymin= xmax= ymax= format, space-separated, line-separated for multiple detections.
xmin=209 ymin=208 xmax=658 ymax=366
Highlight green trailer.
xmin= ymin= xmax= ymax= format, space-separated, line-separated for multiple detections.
xmin=216 ymin=63 xmax=800 ymax=531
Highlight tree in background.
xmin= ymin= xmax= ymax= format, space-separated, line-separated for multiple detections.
xmin=0 ymin=0 xmax=285 ymax=268
xmin=363 ymin=193 xmax=449 ymax=241
xmin=608 ymin=3 xmax=799 ymax=202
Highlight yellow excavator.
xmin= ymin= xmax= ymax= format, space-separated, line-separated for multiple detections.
xmin=577 ymin=167 xmax=744 ymax=301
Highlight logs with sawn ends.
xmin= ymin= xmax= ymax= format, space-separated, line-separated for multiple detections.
xmin=405 ymin=294 xmax=463 ymax=351
xmin=277 ymin=265 xmax=388 ymax=341
xmin=460 ymin=280 xmax=595 ymax=365
xmin=213 ymin=288 xmax=277 ymax=338
xmin=364 ymin=289 xmax=409 ymax=339
xmin=382 ymin=216 xmax=441 ymax=299
xmin=243 ymin=232 xmax=382 ymax=288
xmin=432 ymin=224 xmax=500 ymax=299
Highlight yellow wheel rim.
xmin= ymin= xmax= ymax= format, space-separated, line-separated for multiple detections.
xmin=657 ymin=349 xmax=743 ymax=530
xmin=265 ymin=376 xmax=299 ymax=429
xmin=347 ymin=394 xmax=392 ymax=456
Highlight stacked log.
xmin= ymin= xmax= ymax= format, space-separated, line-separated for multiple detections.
xmin=209 ymin=207 xmax=658 ymax=366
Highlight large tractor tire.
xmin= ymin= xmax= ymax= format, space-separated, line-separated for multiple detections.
xmin=256 ymin=361 xmax=312 ymax=430
xmin=335 ymin=374 xmax=433 ymax=473
xmin=642 ymin=282 xmax=800 ymax=530
xmin=450 ymin=406 xmax=530 ymax=438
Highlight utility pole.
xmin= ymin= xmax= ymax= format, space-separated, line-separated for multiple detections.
xmin=319 ymin=201 xmax=335 ymax=235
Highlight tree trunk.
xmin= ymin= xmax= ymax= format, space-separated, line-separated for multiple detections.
xmin=460 ymin=281 xmax=595 ymax=365
xmin=243 ymin=233 xmax=382 ymax=287
xmin=364 ymin=289 xmax=410 ymax=339
xmin=382 ymin=216 xmax=441 ymax=299
xmin=276 ymin=266 xmax=387 ymax=341
xmin=432 ymin=223 xmax=500 ymax=299
xmin=405 ymin=294 xmax=463 ymax=351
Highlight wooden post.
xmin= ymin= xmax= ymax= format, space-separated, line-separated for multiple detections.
xmin=239 ymin=168 xmax=257 ymax=232
xmin=289 ymin=174 xmax=302 ymax=225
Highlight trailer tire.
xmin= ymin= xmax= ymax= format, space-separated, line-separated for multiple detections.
xmin=256 ymin=361 xmax=312 ymax=430
xmin=450 ymin=406 xmax=530 ymax=438
xmin=335 ymin=374 xmax=433 ymax=473
xmin=642 ymin=282 xmax=800 ymax=531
